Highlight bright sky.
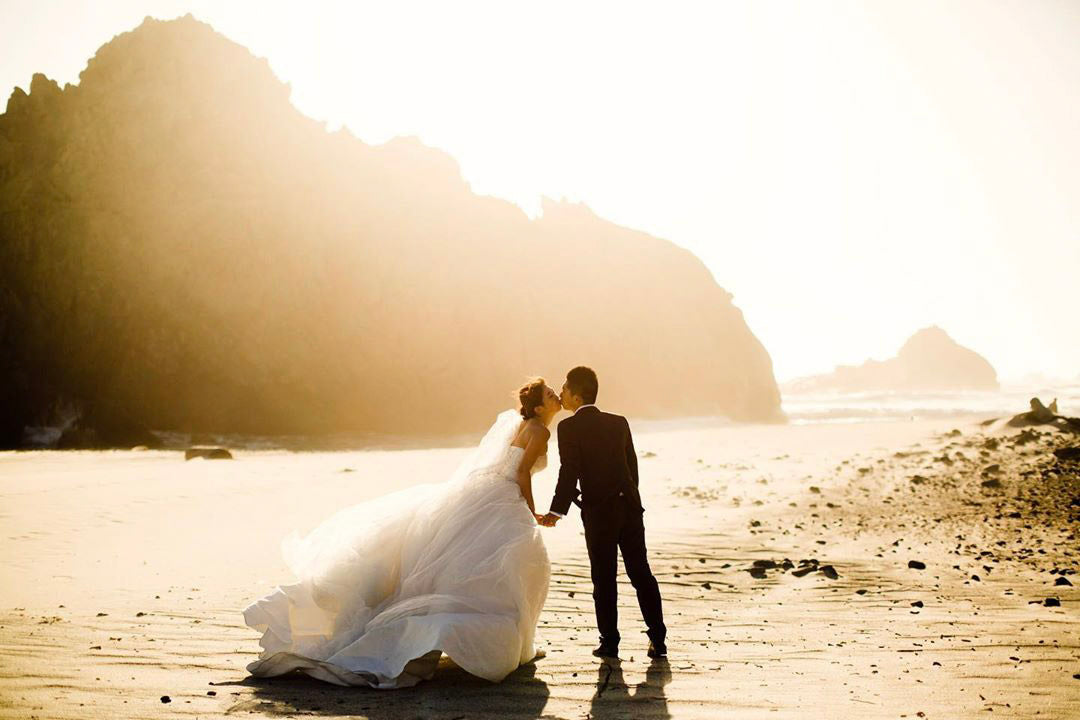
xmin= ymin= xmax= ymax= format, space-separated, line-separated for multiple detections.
xmin=3 ymin=0 xmax=1078 ymax=382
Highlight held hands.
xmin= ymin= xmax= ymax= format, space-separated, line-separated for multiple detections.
xmin=534 ymin=513 xmax=560 ymax=527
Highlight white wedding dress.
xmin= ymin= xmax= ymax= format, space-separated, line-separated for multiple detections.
xmin=242 ymin=410 xmax=551 ymax=688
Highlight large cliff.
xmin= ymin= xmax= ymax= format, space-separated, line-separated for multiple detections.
xmin=0 ymin=15 xmax=782 ymax=446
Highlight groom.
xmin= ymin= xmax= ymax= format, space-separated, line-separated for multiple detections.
xmin=539 ymin=366 xmax=667 ymax=659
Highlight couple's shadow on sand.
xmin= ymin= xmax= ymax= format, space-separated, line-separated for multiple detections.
xmin=590 ymin=657 xmax=672 ymax=719
xmin=234 ymin=656 xmax=670 ymax=719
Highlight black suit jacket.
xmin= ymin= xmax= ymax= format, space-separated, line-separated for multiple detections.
xmin=550 ymin=406 xmax=643 ymax=517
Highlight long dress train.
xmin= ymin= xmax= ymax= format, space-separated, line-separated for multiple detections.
xmin=241 ymin=410 xmax=551 ymax=688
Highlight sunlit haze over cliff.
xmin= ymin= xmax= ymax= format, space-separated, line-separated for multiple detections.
xmin=4 ymin=0 xmax=1078 ymax=382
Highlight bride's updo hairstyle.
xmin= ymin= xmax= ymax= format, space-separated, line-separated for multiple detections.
xmin=517 ymin=378 xmax=546 ymax=420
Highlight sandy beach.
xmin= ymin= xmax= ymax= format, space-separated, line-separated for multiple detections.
xmin=1 ymin=415 xmax=1077 ymax=719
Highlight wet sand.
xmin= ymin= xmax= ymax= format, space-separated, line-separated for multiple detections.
xmin=1 ymin=417 xmax=1077 ymax=718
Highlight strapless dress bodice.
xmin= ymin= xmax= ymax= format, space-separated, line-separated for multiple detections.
xmin=502 ymin=444 xmax=547 ymax=475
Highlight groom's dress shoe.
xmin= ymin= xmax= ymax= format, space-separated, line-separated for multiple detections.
xmin=647 ymin=640 xmax=667 ymax=659
xmin=591 ymin=644 xmax=619 ymax=660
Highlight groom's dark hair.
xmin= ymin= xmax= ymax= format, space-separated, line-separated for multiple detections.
xmin=566 ymin=366 xmax=598 ymax=404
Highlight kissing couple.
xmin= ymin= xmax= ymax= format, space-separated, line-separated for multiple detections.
xmin=243 ymin=366 xmax=667 ymax=688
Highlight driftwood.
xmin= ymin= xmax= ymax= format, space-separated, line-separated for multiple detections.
xmin=1008 ymin=397 xmax=1080 ymax=432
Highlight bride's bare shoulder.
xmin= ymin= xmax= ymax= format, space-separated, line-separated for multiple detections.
xmin=515 ymin=418 xmax=550 ymax=444
xmin=528 ymin=418 xmax=551 ymax=440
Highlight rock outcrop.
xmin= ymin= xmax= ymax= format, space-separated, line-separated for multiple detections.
xmin=0 ymin=15 xmax=782 ymax=447
xmin=785 ymin=326 xmax=998 ymax=394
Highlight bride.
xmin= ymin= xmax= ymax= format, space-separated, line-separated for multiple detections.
xmin=242 ymin=379 xmax=560 ymax=688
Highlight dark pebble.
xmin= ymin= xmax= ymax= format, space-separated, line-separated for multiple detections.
xmin=1045 ymin=597 xmax=1061 ymax=607
xmin=791 ymin=566 xmax=815 ymax=578
xmin=749 ymin=567 xmax=767 ymax=579
xmin=1053 ymin=447 xmax=1080 ymax=461
xmin=911 ymin=600 xmax=924 ymax=607
xmin=160 ymin=696 xmax=171 ymax=703
xmin=1055 ymin=577 xmax=1072 ymax=586
xmin=819 ymin=565 xmax=839 ymax=579
xmin=908 ymin=560 xmax=926 ymax=570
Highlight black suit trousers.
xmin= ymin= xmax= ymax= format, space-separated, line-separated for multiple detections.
xmin=582 ymin=496 xmax=666 ymax=647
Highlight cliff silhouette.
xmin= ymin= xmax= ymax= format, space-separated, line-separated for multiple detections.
xmin=0 ymin=15 xmax=782 ymax=447
xmin=784 ymin=326 xmax=999 ymax=394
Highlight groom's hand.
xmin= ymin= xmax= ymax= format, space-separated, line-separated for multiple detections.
xmin=538 ymin=513 xmax=560 ymax=527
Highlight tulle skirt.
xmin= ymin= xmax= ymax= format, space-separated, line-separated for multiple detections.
xmin=242 ymin=463 xmax=551 ymax=688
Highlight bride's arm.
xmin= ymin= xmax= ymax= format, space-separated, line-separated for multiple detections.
xmin=515 ymin=426 xmax=549 ymax=515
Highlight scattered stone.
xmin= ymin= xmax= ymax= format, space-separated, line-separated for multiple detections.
xmin=207 ymin=691 xmax=217 ymax=696
xmin=1044 ymin=597 xmax=1061 ymax=607
xmin=911 ymin=600 xmax=924 ymax=607
xmin=160 ymin=696 xmax=171 ymax=703
xmin=908 ymin=560 xmax=926 ymax=570
xmin=1055 ymin=577 xmax=1073 ymax=586
xmin=184 ymin=447 xmax=233 ymax=460
xmin=701 ymin=582 xmax=711 ymax=590
xmin=748 ymin=567 xmax=767 ymax=579
xmin=819 ymin=565 xmax=839 ymax=579
xmin=911 ymin=475 xmax=928 ymax=484
xmin=791 ymin=566 xmax=815 ymax=578
xmin=855 ymin=589 xmax=868 ymax=595
xmin=809 ymin=486 xmax=821 ymax=494
xmin=1013 ymin=429 xmax=1040 ymax=445
xmin=981 ymin=477 xmax=1002 ymax=489
xmin=1054 ymin=447 xmax=1080 ymax=461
